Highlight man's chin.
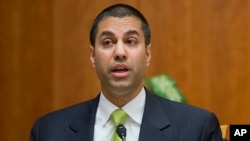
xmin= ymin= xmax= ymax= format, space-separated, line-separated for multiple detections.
xmin=112 ymin=83 xmax=129 ymax=90
xmin=110 ymin=82 xmax=132 ymax=91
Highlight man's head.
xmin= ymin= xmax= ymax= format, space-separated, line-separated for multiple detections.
xmin=89 ymin=3 xmax=151 ymax=47
xmin=89 ymin=4 xmax=151 ymax=107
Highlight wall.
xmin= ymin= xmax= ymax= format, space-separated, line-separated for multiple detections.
xmin=0 ymin=0 xmax=249 ymax=140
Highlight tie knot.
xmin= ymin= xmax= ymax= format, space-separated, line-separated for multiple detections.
xmin=111 ymin=109 xmax=128 ymax=125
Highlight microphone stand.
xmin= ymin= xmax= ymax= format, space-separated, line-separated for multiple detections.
xmin=121 ymin=136 xmax=126 ymax=141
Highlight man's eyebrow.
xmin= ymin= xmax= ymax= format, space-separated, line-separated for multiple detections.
xmin=125 ymin=30 xmax=140 ymax=36
xmin=100 ymin=31 xmax=114 ymax=37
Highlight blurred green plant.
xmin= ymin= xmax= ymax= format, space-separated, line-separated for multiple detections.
xmin=144 ymin=74 xmax=188 ymax=103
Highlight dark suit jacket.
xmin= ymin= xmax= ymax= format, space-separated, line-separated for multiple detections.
xmin=30 ymin=89 xmax=223 ymax=141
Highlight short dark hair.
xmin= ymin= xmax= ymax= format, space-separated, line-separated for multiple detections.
xmin=89 ymin=3 xmax=151 ymax=47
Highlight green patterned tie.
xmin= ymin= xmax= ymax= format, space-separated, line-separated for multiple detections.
xmin=110 ymin=109 xmax=128 ymax=141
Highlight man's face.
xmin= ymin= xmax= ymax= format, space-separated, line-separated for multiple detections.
xmin=90 ymin=16 xmax=151 ymax=95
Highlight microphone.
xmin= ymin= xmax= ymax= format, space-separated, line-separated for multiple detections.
xmin=116 ymin=124 xmax=126 ymax=141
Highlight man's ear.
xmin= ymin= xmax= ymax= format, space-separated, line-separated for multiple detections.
xmin=146 ymin=44 xmax=151 ymax=67
xmin=90 ymin=46 xmax=95 ymax=68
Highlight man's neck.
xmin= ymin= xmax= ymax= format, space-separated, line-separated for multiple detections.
xmin=101 ymin=86 xmax=144 ymax=108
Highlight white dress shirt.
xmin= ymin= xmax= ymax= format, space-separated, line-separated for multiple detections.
xmin=93 ymin=87 xmax=146 ymax=141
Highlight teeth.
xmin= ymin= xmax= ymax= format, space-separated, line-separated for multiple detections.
xmin=113 ymin=68 xmax=127 ymax=72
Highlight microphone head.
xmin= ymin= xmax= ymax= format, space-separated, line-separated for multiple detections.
xmin=116 ymin=124 xmax=126 ymax=139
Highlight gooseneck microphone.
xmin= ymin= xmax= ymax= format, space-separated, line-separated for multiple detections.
xmin=116 ymin=124 xmax=127 ymax=141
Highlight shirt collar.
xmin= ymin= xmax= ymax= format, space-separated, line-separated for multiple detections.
xmin=97 ymin=87 xmax=146 ymax=126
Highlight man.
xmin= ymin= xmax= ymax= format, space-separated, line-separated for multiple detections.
xmin=30 ymin=3 xmax=223 ymax=141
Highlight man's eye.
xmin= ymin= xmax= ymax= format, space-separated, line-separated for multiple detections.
xmin=102 ymin=39 xmax=113 ymax=46
xmin=126 ymin=39 xmax=137 ymax=45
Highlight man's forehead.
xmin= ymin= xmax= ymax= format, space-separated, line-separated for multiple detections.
xmin=99 ymin=29 xmax=140 ymax=37
xmin=97 ymin=16 xmax=143 ymax=36
xmin=99 ymin=16 xmax=141 ymax=24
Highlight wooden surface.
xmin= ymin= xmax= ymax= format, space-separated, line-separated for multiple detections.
xmin=0 ymin=0 xmax=249 ymax=140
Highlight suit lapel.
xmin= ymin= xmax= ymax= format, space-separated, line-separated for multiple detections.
xmin=69 ymin=95 xmax=100 ymax=141
xmin=139 ymin=90 xmax=170 ymax=141
xmin=66 ymin=90 xmax=171 ymax=141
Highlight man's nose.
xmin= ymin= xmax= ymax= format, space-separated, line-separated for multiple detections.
xmin=114 ymin=42 xmax=127 ymax=60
